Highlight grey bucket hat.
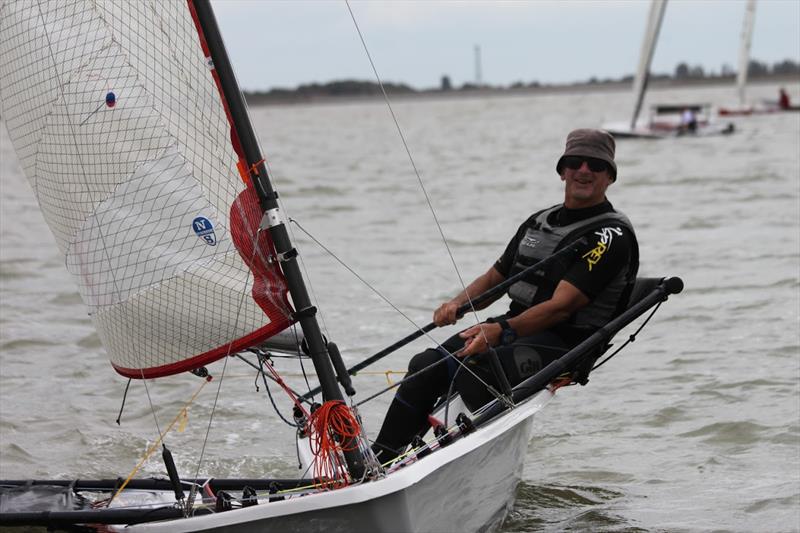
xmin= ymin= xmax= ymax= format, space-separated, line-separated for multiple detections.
xmin=556 ymin=128 xmax=617 ymax=180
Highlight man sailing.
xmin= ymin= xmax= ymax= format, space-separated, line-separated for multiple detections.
xmin=373 ymin=128 xmax=639 ymax=462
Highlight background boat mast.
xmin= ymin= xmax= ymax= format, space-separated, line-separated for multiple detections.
xmin=630 ymin=0 xmax=668 ymax=130
xmin=737 ymin=0 xmax=757 ymax=107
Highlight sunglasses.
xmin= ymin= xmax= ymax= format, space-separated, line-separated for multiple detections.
xmin=561 ymin=156 xmax=609 ymax=173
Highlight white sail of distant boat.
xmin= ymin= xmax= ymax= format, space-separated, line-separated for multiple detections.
xmin=629 ymin=0 xmax=668 ymax=130
xmin=736 ymin=0 xmax=757 ymax=107
xmin=604 ymin=0 xmax=735 ymax=138
xmin=719 ymin=0 xmax=799 ymax=116
xmin=0 ymin=1 xmax=683 ymax=531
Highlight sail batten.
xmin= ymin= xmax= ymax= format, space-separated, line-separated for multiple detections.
xmin=1 ymin=0 xmax=294 ymax=378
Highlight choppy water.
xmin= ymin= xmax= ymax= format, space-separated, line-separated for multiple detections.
xmin=1 ymin=81 xmax=799 ymax=532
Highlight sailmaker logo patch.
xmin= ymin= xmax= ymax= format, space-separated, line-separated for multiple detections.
xmin=193 ymin=216 xmax=217 ymax=246
xmin=582 ymin=226 xmax=622 ymax=271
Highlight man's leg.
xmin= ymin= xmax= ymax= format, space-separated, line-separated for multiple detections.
xmin=508 ymin=330 xmax=569 ymax=371
xmin=453 ymin=330 xmax=568 ymax=411
xmin=373 ymin=336 xmax=464 ymax=462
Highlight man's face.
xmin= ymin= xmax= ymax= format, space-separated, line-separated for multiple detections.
xmin=560 ymin=157 xmax=614 ymax=208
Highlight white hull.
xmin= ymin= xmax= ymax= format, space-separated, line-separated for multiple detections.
xmin=119 ymin=390 xmax=554 ymax=533
xmin=602 ymin=120 xmax=735 ymax=139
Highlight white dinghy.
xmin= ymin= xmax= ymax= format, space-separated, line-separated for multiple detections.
xmin=0 ymin=1 xmax=683 ymax=531
xmin=602 ymin=0 xmax=735 ymax=139
xmin=718 ymin=0 xmax=800 ymax=116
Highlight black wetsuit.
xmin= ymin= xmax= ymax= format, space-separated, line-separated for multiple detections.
xmin=373 ymin=200 xmax=638 ymax=461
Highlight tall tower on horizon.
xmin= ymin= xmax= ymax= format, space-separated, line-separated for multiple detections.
xmin=474 ymin=44 xmax=482 ymax=86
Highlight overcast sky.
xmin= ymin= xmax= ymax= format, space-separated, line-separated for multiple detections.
xmin=210 ymin=0 xmax=800 ymax=91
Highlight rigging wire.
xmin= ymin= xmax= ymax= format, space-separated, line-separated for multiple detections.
xmin=260 ymin=157 xmax=333 ymax=343
xmin=186 ymin=355 xmax=229 ymax=512
xmin=591 ymin=301 xmax=664 ymax=371
xmin=255 ymin=354 xmax=302 ymax=427
xmin=32 ymin=0 xmax=130 ymax=328
xmin=290 ymin=218 xmax=428 ymax=342
xmin=355 ymin=345 xmax=512 ymax=410
xmin=291 ymin=218 xmax=509 ymax=405
xmin=139 ymin=372 xmax=164 ymax=444
xmin=258 ymin=155 xmax=329 ymax=402
xmin=237 ymin=351 xmax=313 ymax=405
xmin=31 ymin=0 xmax=181 ymax=445
xmin=187 ymin=216 xmax=276 ymax=509
xmin=343 ymin=0 xmax=493 ymax=351
xmin=106 ymin=377 xmax=210 ymax=507
xmin=290 ymin=323 xmax=315 ymax=394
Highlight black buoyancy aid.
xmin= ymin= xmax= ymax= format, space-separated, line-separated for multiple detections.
xmin=507 ymin=204 xmax=639 ymax=329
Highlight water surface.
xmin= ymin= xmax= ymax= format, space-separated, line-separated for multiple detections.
xmin=1 ymin=81 xmax=799 ymax=532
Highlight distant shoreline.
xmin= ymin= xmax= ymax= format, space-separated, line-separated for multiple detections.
xmin=243 ymin=73 xmax=800 ymax=107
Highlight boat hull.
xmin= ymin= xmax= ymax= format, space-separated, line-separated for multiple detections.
xmin=718 ymin=105 xmax=800 ymax=116
xmin=122 ymin=391 xmax=553 ymax=533
xmin=602 ymin=120 xmax=735 ymax=139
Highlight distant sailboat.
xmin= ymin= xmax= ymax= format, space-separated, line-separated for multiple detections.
xmin=718 ymin=0 xmax=756 ymax=116
xmin=604 ymin=0 xmax=734 ymax=138
xmin=719 ymin=0 xmax=799 ymax=116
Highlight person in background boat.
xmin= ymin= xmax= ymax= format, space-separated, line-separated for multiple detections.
xmin=679 ymin=107 xmax=698 ymax=134
xmin=778 ymin=88 xmax=791 ymax=110
xmin=373 ymin=129 xmax=639 ymax=463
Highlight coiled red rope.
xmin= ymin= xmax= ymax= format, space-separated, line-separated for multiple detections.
xmin=305 ymin=400 xmax=362 ymax=489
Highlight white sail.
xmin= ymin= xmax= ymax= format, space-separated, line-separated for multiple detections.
xmin=736 ymin=0 xmax=757 ymax=106
xmin=629 ymin=0 xmax=668 ymax=130
xmin=0 ymin=0 xmax=293 ymax=377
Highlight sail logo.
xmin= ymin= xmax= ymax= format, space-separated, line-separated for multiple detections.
xmin=193 ymin=216 xmax=217 ymax=246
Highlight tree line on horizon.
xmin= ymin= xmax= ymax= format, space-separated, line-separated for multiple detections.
xmin=244 ymin=58 xmax=799 ymax=103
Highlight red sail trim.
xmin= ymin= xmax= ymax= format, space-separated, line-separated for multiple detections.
xmin=230 ymin=185 xmax=294 ymax=323
xmin=187 ymin=0 xmax=293 ymax=316
xmin=112 ymin=323 xmax=286 ymax=379
xmin=187 ymin=0 xmax=245 ymax=162
xmin=141 ymin=0 xmax=295 ymax=382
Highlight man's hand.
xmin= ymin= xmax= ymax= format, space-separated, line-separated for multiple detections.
xmin=432 ymin=267 xmax=506 ymax=327
xmin=433 ymin=301 xmax=460 ymax=326
xmin=458 ymin=322 xmax=502 ymax=357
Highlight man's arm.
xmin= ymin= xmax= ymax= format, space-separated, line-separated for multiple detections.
xmin=459 ymin=280 xmax=589 ymax=356
xmin=433 ymin=266 xmax=506 ymax=326
xmin=436 ymin=214 xmax=537 ymax=328
xmin=459 ymin=223 xmax=633 ymax=356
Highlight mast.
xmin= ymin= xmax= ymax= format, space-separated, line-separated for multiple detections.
xmin=630 ymin=0 xmax=668 ymax=130
xmin=189 ymin=0 xmax=366 ymax=478
xmin=736 ymin=0 xmax=757 ymax=107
